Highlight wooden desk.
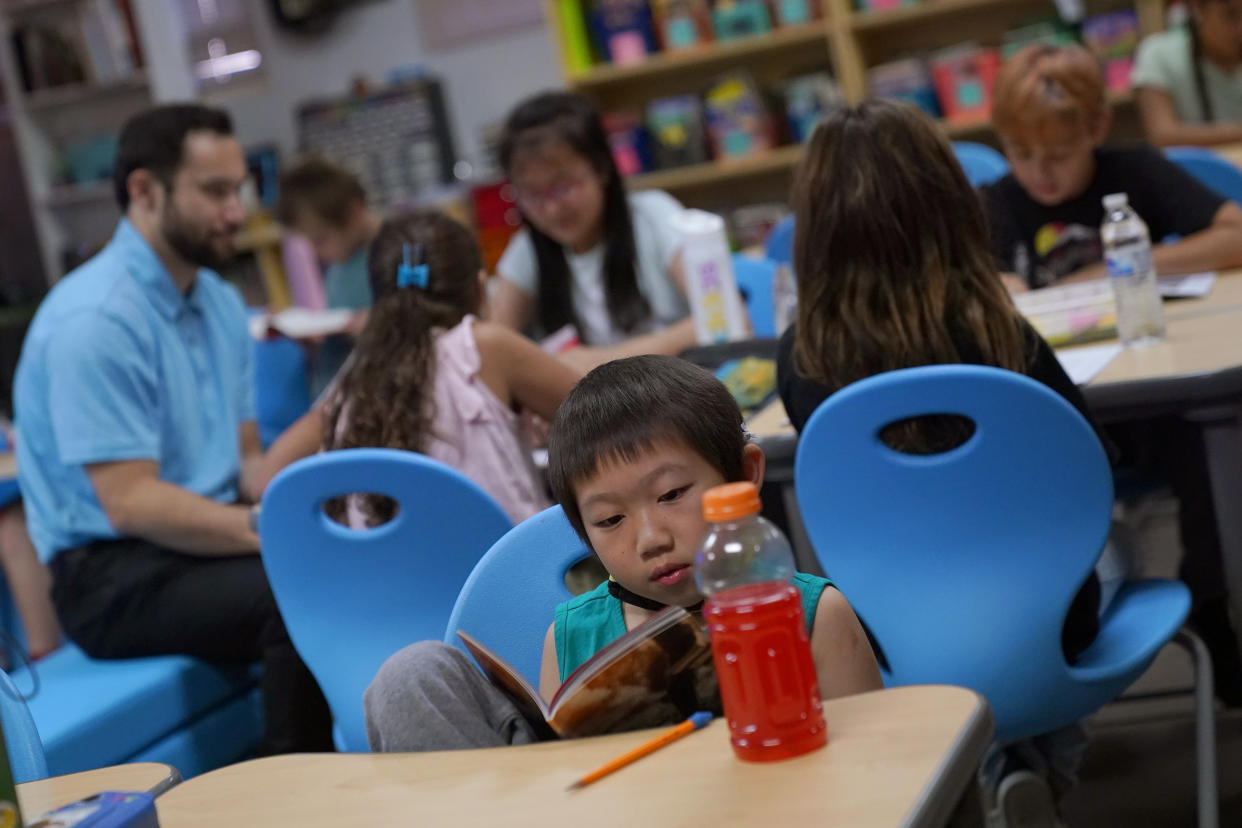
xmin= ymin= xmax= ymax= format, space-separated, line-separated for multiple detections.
xmin=1215 ymin=142 xmax=1242 ymax=172
xmin=17 ymin=763 xmax=179 ymax=819
xmin=155 ymin=685 xmax=991 ymax=828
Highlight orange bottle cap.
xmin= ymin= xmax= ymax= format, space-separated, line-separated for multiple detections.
xmin=702 ymin=482 xmax=761 ymax=521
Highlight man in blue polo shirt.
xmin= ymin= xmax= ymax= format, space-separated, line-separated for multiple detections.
xmin=14 ymin=105 xmax=332 ymax=754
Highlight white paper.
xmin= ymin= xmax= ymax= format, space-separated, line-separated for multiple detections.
xmin=250 ymin=308 xmax=354 ymax=340
xmin=1158 ymin=271 xmax=1216 ymax=299
xmin=1055 ymin=343 xmax=1123 ymax=386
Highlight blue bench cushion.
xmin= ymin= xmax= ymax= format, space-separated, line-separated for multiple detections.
xmin=9 ymin=644 xmax=256 ymax=776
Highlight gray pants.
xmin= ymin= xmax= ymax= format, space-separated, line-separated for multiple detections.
xmin=363 ymin=641 xmax=543 ymax=752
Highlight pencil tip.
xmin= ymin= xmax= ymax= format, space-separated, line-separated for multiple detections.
xmin=566 ymin=780 xmax=583 ymax=791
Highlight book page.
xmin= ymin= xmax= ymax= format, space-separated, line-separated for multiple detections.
xmin=457 ymin=632 xmax=552 ymax=736
xmin=547 ymin=609 xmax=717 ymax=739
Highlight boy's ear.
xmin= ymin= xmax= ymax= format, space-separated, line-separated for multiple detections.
xmin=742 ymin=443 xmax=766 ymax=489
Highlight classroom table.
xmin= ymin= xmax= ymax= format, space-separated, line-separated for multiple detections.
xmin=16 ymin=762 xmax=179 ymax=820
xmin=1215 ymin=142 xmax=1242 ymax=172
xmin=154 ymin=685 xmax=991 ymax=828
xmin=753 ymin=268 xmax=1242 ymax=650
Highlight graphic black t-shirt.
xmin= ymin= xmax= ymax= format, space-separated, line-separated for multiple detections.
xmin=981 ymin=145 xmax=1226 ymax=289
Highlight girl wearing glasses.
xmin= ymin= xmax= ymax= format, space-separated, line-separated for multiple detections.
xmin=492 ymin=92 xmax=695 ymax=370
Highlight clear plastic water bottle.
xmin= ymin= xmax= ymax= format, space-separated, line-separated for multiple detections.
xmin=695 ymin=481 xmax=826 ymax=762
xmin=1101 ymin=192 xmax=1165 ymax=347
xmin=772 ymin=262 xmax=798 ymax=337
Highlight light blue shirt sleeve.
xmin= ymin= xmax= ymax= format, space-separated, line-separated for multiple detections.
xmin=47 ymin=312 xmax=160 ymax=466
xmin=238 ymin=331 xmax=256 ymax=424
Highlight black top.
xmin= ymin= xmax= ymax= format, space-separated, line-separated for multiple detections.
xmin=776 ymin=322 xmax=1102 ymax=663
xmin=981 ymin=144 xmax=1226 ymax=288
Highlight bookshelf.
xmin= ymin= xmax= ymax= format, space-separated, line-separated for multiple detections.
xmin=545 ymin=0 xmax=1165 ymax=209
xmin=0 ymin=0 xmax=157 ymax=282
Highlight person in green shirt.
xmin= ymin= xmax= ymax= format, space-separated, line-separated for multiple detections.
xmin=1132 ymin=0 xmax=1242 ymax=146
xmin=277 ymin=156 xmax=381 ymax=393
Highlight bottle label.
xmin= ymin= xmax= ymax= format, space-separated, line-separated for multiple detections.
xmin=1105 ymin=243 xmax=1153 ymax=281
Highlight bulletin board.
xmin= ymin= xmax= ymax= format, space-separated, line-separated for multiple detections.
xmin=414 ymin=0 xmax=545 ymax=50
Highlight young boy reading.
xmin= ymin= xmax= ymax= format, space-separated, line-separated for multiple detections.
xmin=982 ymin=44 xmax=1242 ymax=292
xmin=363 ymin=355 xmax=882 ymax=751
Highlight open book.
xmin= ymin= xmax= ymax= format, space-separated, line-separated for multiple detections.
xmin=248 ymin=308 xmax=355 ymax=341
xmin=457 ymin=606 xmax=717 ymax=739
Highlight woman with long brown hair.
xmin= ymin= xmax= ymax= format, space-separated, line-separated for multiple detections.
xmin=323 ymin=210 xmax=579 ymax=526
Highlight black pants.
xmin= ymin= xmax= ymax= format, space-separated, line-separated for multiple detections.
xmin=49 ymin=539 xmax=334 ymax=755
xmin=1109 ymin=417 xmax=1226 ymax=605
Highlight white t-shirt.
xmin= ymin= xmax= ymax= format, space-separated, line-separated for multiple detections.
xmin=496 ymin=189 xmax=690 ymax=346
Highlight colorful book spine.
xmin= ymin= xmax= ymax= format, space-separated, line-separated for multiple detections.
xmin=554 ymin=0 xmax=595 ymax=75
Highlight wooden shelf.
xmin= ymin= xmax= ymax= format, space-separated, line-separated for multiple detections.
xmin=44 ymin=181 xmax=113 ymax=208
xmin=851 ymin=0 xmax=1022 ymax=32
xmin=627 ymin=144 xmax=805 ymax=193
xmin=569 ymin=22 xmax=829 ymax=91
xmin=22 ymin=72 xmax=147 ymax=112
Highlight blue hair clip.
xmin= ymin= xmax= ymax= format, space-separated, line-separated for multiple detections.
xmin=397 ymin=243 xmax=430 ymax=289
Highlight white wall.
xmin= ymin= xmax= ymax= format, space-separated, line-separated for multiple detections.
xmin=198 ymin=0 xmax=562 ymax=169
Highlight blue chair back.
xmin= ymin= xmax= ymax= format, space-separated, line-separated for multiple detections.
xmin=1166 ymin=146 xmax=1242 ymax=204
xmin=764 ymin=214 xmax=795 ymax=269
xmin=260 ymin=448 xmax=513 ymax=751
xmin=445 ymin=507 xmax=591 ymax=684
xmin=952 ymin=141 xmax=1010 ymax=187
xmin=0 ymin=668 xmax=46 ymax=783
xmin=254 ymin=337 xmax=312 ymax=449
xmin=732 ymin=254 xmax=778 ymax=339
xmin=795 ymin=365 xmax=1129 ymax=740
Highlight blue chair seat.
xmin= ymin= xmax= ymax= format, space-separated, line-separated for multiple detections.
xmin=9 ymin=644 xmax=257 ymax=777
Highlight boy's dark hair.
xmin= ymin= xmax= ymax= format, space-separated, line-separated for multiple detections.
xmin=499 ymin=91 xmax=650 ymax=340
xmin=548 ymin=355 xmax=746 ymax=540
xmin=276 ymin=156 xmax=368 ymax=228
xmin=113 ymin=104 xmax=233 ymax=211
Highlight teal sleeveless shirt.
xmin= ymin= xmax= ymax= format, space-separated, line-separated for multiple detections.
xmin=553 ymin=573 xmax=833 ymax=682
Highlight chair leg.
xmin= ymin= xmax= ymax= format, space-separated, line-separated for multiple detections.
xmin=1173 ymin=628 xmax=1218 ymax=828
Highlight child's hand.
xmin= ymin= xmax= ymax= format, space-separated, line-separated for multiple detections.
xmin=520 ymin=410 xmax=551 ymax=449
xmin=1000 ymin=273 xmax=1029 ymax=295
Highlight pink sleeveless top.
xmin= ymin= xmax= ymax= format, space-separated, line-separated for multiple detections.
xmin=334 ymin=315 xmax=549 ymax=527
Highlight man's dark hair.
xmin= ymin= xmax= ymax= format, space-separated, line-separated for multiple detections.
xmin=547 ymin=355 xmax=747 ymax=540
xmin=113 ymin=104 xmax=233 ymax=210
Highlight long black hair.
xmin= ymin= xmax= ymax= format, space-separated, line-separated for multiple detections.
xmin=499 ymin=92 xmax=649 ymax=340
xmin=1190 ymin=1 xmax=1216 ymax=122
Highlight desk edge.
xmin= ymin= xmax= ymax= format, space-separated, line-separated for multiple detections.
xmin=903 ymin=689 xmax=994 ymax=828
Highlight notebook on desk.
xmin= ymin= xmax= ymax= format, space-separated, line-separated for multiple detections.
xmin=1012 ymin=279 xmax=1118 ymax=348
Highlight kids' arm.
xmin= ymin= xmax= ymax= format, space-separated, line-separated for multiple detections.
xmin=490 ymin=276 xmax=536 ymax=332
xmin=810 ymin=588 xmax=883 ymax=700
xmin=539 ymin=622 xmax=562 ymax=704
xmin=1151 ymin=201 xmax=1242 ymax=276
xmin=251 ymin=405 xmax=325 ymax=497
xmin=473 ymin=321 xmax=582 ymax=420
xmin=1137 ymin=87 xmax=1242 ymax=148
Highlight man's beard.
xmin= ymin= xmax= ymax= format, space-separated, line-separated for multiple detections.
xmin=162 ymin=200 xmax=233 ymax=272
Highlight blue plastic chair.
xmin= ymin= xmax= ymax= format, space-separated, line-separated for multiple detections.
xmin=1166 ymin=146 xmax=1242 ymax=204
xmin=764 ymin=214 xmax=796 ymax=270
xmin=732 ymin=254 xmax=778 ymax=339
xmin=794 ymin=365 xmax=1190 ymax=742
xmin=952 ymin=141 xmax=1010 ymax=187
xmin=254 ymin=336 xmax=312 ymax=449
xmin=0 ymin=667 xmax=47 ymax=783
xmin=445 ymin=506 xmax=591 ymax=684
xmin=260 ymin=448 xmax=513 ymax=751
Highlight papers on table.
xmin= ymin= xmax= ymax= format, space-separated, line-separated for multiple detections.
xmin=1055 ymin=343 xmax=1122 ymax=386
xmin=249 ymin=308 xmax=354 ymax=341
xmin=1158 ymin=271 xmax=1216 ymax=299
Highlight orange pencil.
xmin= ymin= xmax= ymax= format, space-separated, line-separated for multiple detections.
xmin=566 ymin=712 xmax=713 ymax=790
